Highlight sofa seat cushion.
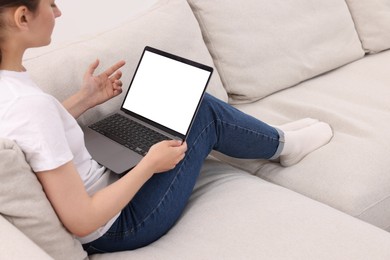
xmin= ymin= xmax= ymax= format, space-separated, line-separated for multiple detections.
xmin=345 ymin=0 xmax=390 ymax=54
xmin=0 ymin=138 xmax=87 ymax=260
xmin=187 ymin=0 xmax=364 ymax=104
xmin=90 ymin=159 xmax=390 ymax=259
xmin=23 ymin=0 xmax=227 ymax=128
xmin=215 ymin=50 xmax=390 ymax=231
xmin=0 ymin=215 xmax=52 ymax=260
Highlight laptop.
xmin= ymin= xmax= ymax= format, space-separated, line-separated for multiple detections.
xmin=83 ymin=46 xmax=213 ymax=174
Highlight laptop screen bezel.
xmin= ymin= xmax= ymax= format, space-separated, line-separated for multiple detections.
xmin=120 ymin=46 xmax=213 ymax=141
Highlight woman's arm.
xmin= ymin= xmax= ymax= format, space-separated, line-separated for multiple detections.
xmin=62 ymin=59 xmax=126 ymax=119
xmin=36 ymin=140 xmax=187 ymax=237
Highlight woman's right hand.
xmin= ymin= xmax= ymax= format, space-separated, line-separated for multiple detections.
xmin=140 ymin=140 xmax=187 ymax=174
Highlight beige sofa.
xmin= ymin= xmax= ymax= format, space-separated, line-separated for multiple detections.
xmin=1 ymin=0 xmax=390 ymax=259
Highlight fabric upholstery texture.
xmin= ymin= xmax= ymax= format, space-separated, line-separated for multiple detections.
xmin=345 ymin=0 xmax=390 ymax=53
xmin=187 ymin=0 xmax=365 ymax=103
xmin=89 ymin=160 xmax=390 ymax=259
xmin=213 ymin=50 xmax=390 ymax=231
xmin=0 ymin=216 xmax=53 ymax=260
xmin=0 ymin=138 xmax=87 ymax=260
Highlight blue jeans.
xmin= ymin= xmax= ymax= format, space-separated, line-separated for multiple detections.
xmin=83 ymin=93 xmax=283 ymax=254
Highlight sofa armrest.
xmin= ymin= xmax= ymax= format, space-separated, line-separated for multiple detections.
xmin=0 ymin=215 xmax=53 ymax=260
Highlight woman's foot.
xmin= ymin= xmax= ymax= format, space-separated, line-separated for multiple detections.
xmin=279 ymin=122 xmax=333 ymax=167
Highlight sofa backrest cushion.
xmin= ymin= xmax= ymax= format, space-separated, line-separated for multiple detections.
xmin=23 ymin=0 xmax=227 ymax=127
xmin=187 ymin=0 xmax=365 ymax=104
xmin=345 ymin=0 xmax=390 ymax=54
xmin=0 ymin=138 xmax=87 ymax=260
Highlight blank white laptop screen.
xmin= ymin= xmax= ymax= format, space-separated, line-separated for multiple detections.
xmin=122 ymin=49 xmax=211 ymax=135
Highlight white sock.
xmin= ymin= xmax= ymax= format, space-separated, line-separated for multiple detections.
xmin=274 ymin=118 xmax=319 ymax=131
xmin=279 ymin=122 xmax=333 ymax=167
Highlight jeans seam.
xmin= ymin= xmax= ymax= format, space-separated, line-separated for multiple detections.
xmin=221 ymin=119 xmax=279 ymax=141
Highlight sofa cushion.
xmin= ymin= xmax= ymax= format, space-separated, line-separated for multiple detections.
xmin=187 ymin=0 xmax=364 ymax=104
xmin=0 ymin=216 xmax=52 ymax=260
xmin=345 ymin=0 xmax=390 ymax=54
xmin=215 ymin=50 xmax=390 ymax=232
xmin=0 ymin=138 xmax=87 ymax=260
xmin=90 ymin=160 xmax=390 ymax=259
xmin=23 ymin=0 xmax=227 ymax=127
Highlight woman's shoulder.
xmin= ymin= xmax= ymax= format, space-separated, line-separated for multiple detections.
xmin=0 ymin=76 xmax=60 ymax=121
xmin=0 ymin=70 xmax=44 ymax=95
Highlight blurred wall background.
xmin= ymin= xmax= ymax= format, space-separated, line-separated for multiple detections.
xmin=53 ymin=0 xmax=157 ymax=44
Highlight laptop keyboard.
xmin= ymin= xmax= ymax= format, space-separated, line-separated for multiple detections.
xmin=89 ymin=113 xmax=168 ymax=156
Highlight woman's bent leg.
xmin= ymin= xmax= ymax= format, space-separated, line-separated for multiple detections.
xmin=83 ymin=94 xmax=283 ymax=253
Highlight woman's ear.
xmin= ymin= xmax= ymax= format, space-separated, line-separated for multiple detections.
xmin=13 ymin=6 xmax=30 ymax=30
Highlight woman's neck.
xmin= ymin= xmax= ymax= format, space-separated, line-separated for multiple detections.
xmin=0 ymin=45 xmax=26 ymax=72
xmin=0 ymin=63 xmax=26 ymax=72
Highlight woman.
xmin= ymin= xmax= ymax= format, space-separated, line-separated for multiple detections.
xmin=0 ymin=0 xmax=333 ymax=254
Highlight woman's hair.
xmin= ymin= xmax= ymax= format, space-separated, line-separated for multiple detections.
xmin=0 ymin=0 xmax=39 ymax=10
xmin=0 ymin=0 xmax=40 ymax=62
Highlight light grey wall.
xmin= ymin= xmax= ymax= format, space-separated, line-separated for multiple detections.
xmin=53 ymin=0 xmax=158 ymax=44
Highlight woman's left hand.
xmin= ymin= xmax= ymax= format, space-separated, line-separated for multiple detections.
xmin=81 ymin=59 xmax=126 ymax=108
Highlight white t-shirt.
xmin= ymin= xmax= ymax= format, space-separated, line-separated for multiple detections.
xmin=0 ymin=70 xmax=119 ymax=243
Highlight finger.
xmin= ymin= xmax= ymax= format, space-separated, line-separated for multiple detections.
xmin=86 ymin=59 xmax=100 ymax=76
xmin=113 ymin=81 xmax=123 ymax=95
xmin=113 ymin=79 xmax=123 ymax=87
xmin=178 ymin=152 xmax=186 ymax=161
xmin=103 ymin=60 xmax=126 ymax=77
xmin=109 ymin=72 xmax=123 ymax=84
xmin=173 ymin=142 xmax=187 ymax=156
xmin=112 ymin=70 xmax=123 ymax=80
xmin=167 ymin=140 xmax=184 ymax=147
xmin=180 ymin=141 xmax=188 ymax=152
xmin=113 ymin=88 xmax=123 ymax=96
